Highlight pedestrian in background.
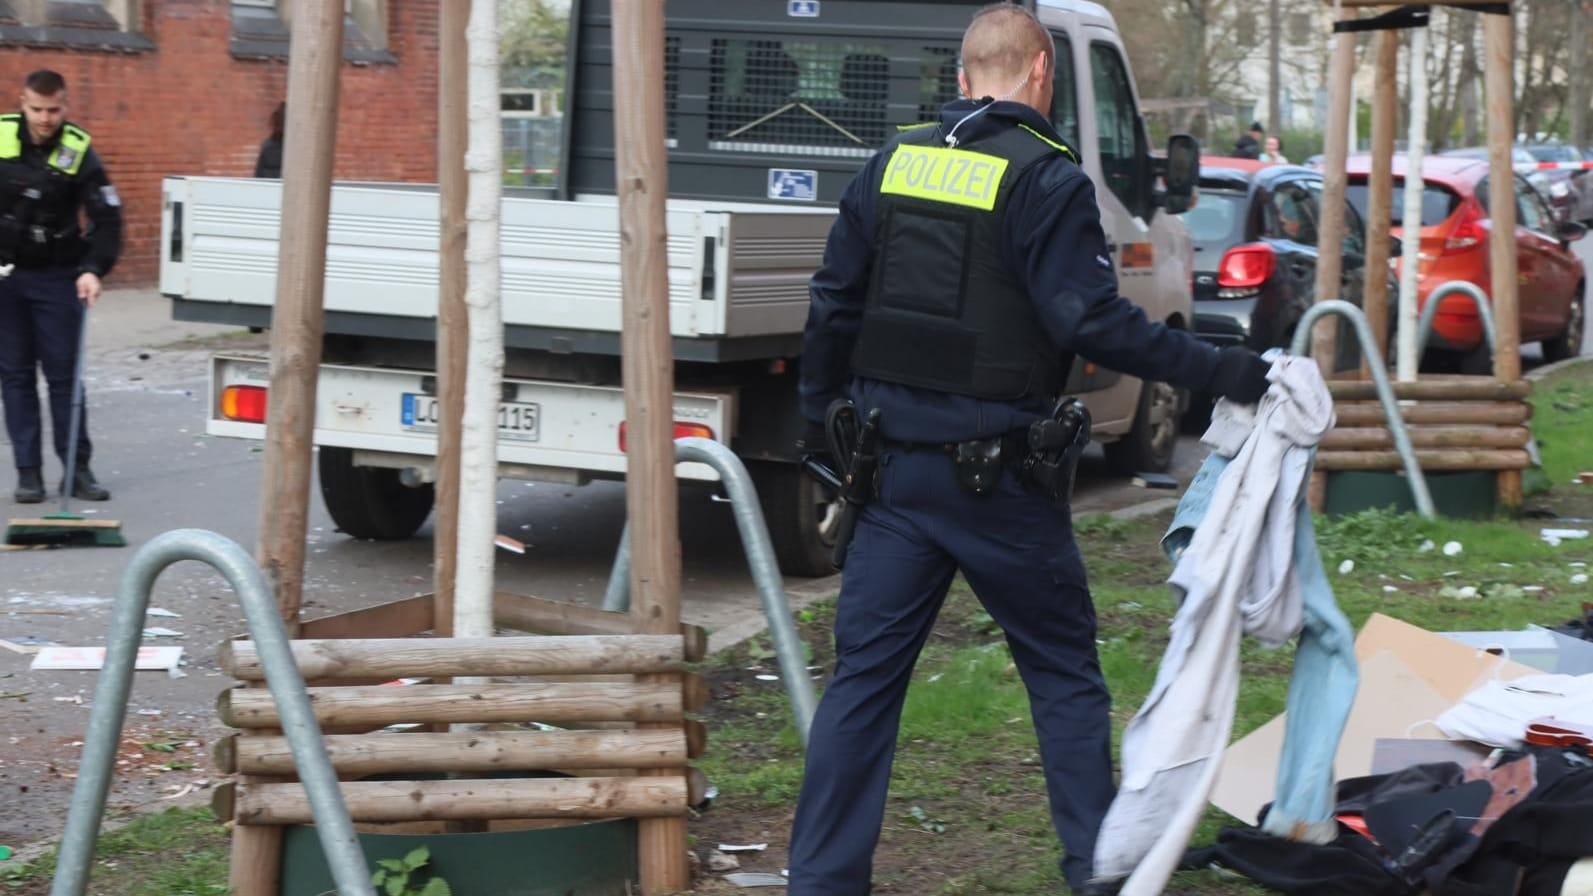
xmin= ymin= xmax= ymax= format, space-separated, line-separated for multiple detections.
xmin=1259 ymin=135 xmax=1289 ymax=164
xmin=254 ymin=101 xmax=285 ymax=179
xmin=0 ymin=69 xmax=121 ymax=504
xmin=1232 ymin=121 xmax=1263 ymax=159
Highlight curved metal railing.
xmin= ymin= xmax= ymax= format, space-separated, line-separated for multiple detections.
xmin=1291 ymin=300 xmax=1436 ymax=518
xmin=50 ymin=529 xmax=375 ymax=896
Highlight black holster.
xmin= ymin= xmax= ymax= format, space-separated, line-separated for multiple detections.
xmin=1019 ymin=398 xmax=1092 ymax=505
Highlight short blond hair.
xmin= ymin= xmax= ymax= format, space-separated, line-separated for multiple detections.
xmin=961 ymin=3 xmax=1051 ymax=88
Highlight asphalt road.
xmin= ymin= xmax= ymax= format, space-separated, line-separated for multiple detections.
xmin=1 ymin=232 xmax=1588 ymax=849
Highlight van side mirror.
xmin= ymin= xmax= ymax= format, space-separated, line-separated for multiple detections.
xmin=1557 ymin=219 xmax=1587 ymax=245
xmin=1162 ymin=134 xmax=1199 ymax=215
xmin=1389 ymin=235 xmax=1403 ymax=258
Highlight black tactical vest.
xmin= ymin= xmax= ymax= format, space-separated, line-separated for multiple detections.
xmin=849 ymin=123 xmax=1070 ymax=401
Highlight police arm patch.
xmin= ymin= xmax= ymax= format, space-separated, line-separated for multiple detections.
xmin=100 ymin=185 xmax=121 ymax=207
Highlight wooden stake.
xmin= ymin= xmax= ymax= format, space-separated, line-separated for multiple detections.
xmin=1315 ymin=449 xmax=1530 ymax=471
xmin=219 ymin=635 xmax=686 ymax=680
xmin=434 ymin=0 xmax=469 ymax=638
xmin=1320 ymin=426 xmax=1531 ymax=450
xmin=1334 ymin=401 xmax=1532 ymax=426
xmin=1326 ymin=379 xmax=1531 ymax=401
xmin=219 ymin=681 xmax=687 ymax=728
xmin=1311 ymin=22 xmax=1358 ymax=375
xmin=493 ymin=592 xmax=707 ymax=660
xmin=231 ymin=776 xmax=689 ymax=825
xmin=1363 ymin=29 xmax=1399 ymax=377
xmin=217 ymin=729 xmax=689 ymax=776
xmin=237 ymin=0 xmax=345 ymax=885
xmin=1483 ymin=10 xmax=1523 ymax=511
xmin=611 ymin=0 xmax=688 ymax=889
xmin=298 ymin=594 xmax=436 ymax=640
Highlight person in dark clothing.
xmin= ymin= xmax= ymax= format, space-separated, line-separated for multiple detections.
xmin=254 ymin=101 xmax=285 ymax=179
xmin=788 ymin=6 xmax=1271 ymax=896
xmin=1232 ymin=121 xmax=1264 ymax=159
xmin=0 ymin=69 xmax=121 ymax=503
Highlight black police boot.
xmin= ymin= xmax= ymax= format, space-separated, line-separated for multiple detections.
xmin=62 ymin=464 xmax=111 ymax=502
xmin=14 ymin=467 xmax=45 ymax=504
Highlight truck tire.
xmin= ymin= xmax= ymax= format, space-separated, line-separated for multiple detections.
xmin=748 ymin=460 xmax=841 ymax=579
xmin=318 ymin=446 xmax=436 ymax=540
xmin=1103 ymin=379 xmax=1182 ymax=476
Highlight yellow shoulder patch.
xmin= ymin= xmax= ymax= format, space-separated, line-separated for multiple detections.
xmin=880 ymin=144 xmax=1009 ymax=211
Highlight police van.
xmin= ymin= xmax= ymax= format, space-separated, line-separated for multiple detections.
xmin=160 ymin=0 xmax=1198 ymax=577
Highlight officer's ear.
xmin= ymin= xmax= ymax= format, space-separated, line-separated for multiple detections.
xmin=957 ymin=67 xmax=971 ymax=100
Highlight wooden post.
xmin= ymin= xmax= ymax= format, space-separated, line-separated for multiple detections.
xmin=1483 ymin=10 xmax=1523 ymax=511
xmin=238 ymin=0 xmax=344 ymax=888
xmin=433 ymin=0 xmax=469 ymax=637
xmin=219 ymin=634 xmax=687 ymax=680
xmin=1363 ymin=28 xmax=1399 ymax=377
xmin=230 ymin=777 xmax=689 ymax=825
xmin=1311 ymin=19 xmax=1358 ymax=376
xmin=610 ymin=0 xmax=688 ymax=890
xmin=218 ymin=681 xmax=691 ymax=728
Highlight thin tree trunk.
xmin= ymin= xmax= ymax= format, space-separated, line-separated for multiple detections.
xmin=1458 ymin=12 xmax=1481 ymax=145
xmin=1571 ymin=0 xmax=1589 ymax=146
xmin=457 ymin=0 xmax=504 ymax=640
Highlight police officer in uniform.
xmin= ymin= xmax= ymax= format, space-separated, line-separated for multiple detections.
xmin=0 ymin=70 xmax=121 ymax=504
xmin=789 ymin=6 xmax=1271 ymax=895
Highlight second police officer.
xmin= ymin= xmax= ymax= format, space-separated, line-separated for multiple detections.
xmin=788 ymin=5 xmax=1272 ymax=895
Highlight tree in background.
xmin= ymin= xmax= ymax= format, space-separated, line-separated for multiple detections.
xmin=500 ymin=0 xmax=570 ymax=80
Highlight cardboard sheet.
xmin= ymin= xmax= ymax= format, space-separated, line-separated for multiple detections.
xmin=1209 ymin=613 xmax=1539 ymax=824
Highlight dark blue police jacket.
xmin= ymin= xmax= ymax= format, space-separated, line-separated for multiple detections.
xmin=799 ymin=100 xmax=1220 ymax=444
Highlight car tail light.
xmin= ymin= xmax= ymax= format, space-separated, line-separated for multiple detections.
xmin=1441 ymin=201 xmax=1485 ymax=256
xmin=618 ymin=420 xmax=716 ymax=452
xmin=1216 ymin=243 xmax=1275 ymax=297
xmin=220 ymin=385 xmax=268 ymax=423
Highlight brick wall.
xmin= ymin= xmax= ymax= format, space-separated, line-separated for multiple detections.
xmin=0 ymin=0 xmax=440 ymax=284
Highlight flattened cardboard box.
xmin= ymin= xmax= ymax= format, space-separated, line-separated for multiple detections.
xmin=1209 ymin=612 xmax=1539 ymax=825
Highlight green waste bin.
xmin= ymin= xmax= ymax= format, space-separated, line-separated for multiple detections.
xmin=279 ymin=818 xmax=639 ymax=896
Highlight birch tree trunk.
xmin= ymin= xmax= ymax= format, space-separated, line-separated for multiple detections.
xmin=456 ymin=0 xmax=503 ymax=641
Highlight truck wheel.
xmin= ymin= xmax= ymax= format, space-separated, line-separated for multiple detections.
xmin=1103 ymin=380 xmax=1182 ymax=476
xmin=318 ymin=446 xmax=436 ymax=540
xmin=749 ymin=460 xmax=841 ymax=579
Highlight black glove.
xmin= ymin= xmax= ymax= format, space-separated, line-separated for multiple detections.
xmin=1209 ymin=346 xmax=1271 ymax=405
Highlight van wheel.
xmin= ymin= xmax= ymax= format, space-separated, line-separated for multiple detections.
xmin=318 ymin=446 xmax=436 ymax=540
xmin=1103 ymin=380 xmax=1182 ymax=475
xmin=1542 ymin=289 xmax=1585 ymax=363
xmin=749 ymin=460 xmax=841 ymax=578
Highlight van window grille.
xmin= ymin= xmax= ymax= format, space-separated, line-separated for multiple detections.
xmin=707 ymin=37 xmax=891 ymax=157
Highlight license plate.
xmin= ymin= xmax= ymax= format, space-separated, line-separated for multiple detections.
xmin=401 ymin=393 xmax=540 ymax=442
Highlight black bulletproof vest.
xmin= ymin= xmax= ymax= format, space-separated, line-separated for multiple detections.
xmin=849 ymin=124 xmax=1066 ymax=401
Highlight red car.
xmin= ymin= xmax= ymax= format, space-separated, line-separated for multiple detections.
xmin=1345 ymin=154 xmax=1587 ymax=368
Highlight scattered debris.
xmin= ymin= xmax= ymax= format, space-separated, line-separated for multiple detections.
xmin=718 ymin=843 xmax=769 ymax=853
xmin=30 ymin=646 xmax=184 ymax=672
xmin=1337 ymin=559 xmax=1355 ymax=575
xmin=141 ymin=627 xmax=184 ymax=639
xmin=1440 ymin=585 xmax=1480 ymax=601
xmin=145 ymin=608 xmax=181 ymax=618
xmin=0 ymin=636 xmax=55 ymax=654
xmin=707 ymin=850 xmax=741 ymax=872
xmin=494 ymin=533 xmax=526 ymax=554
xmin=722 ymin=872 xmax=789 ymax=888
xmin=1382 ymin=586 xmax=1399 ymax=594
xmin=754 ymin=674 xmax=780 ymax=682
xmin=1443 ymin=541 xmax=1464 ymax=557
xmin=1418 ymin=540 xmax=1436 ymax=553
xmin=1541 ymin=528 xmax=1590 ymax=547
xmin=1574 ymin=574 xmax=1590 ymax=586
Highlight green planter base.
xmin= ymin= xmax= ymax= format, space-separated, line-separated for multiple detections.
xmin=1323 ymin=470 xmax=1498 ymax=518
xmin=279 ymin=819 xmax=639 ymax=896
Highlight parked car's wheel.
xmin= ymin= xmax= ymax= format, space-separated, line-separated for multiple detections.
xmin=749 ymin=460 xmax=841 ymax=578
xmin=318 ymin=446 xmax=436 ymax=540
xmin=1542 ymin=288 xmax=1586 ymax=363
xmin=1103 ymin=379 xmax=1183 ymax=475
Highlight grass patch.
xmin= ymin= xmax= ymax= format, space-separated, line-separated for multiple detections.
xmin=1530 ymin=360 xmax=1593 ymax=487
xmin=1 ymin=807 xmax=229 ymax=896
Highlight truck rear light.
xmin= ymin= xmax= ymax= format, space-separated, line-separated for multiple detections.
xmin=617 ymin=421 xmax=716 ymax=452
xmin=221 ymin=385 xmax=268 ymax=423
xmin=1216 ymin=243 xmax=1275 ymax=296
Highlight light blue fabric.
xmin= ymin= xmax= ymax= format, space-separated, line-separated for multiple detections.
xmin=1163 ymin=451 xmax=1360 ymax=836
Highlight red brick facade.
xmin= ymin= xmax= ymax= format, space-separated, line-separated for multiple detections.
xmin=1 ymin=0 xmax=440 ymax=284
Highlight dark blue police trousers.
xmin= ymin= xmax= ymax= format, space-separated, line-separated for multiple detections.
xmin=787 ymin=447 xmax=1114 ymax=894
xmin=0 ymin=266 xmax=92 ymax=471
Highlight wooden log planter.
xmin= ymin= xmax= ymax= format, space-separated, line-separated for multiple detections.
xmin=1313 ymin=374 xmax=1534 ymax=508
xmin=212 ymin=629 xmax=705 ymax=833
